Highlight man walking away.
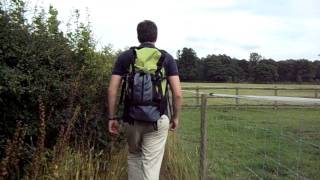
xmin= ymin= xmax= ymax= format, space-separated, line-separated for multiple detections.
xmin=107 ymin=20 xmax=182 ymax=180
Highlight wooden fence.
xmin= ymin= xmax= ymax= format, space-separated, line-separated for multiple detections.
xmin=184 ymin=87 xmax=320 ymax=180
xmin=182 ymin=86 xmax=320 ymax=108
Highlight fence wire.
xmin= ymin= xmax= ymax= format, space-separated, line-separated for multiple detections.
xmin=178 ymin=87 xmax=320 ymax=180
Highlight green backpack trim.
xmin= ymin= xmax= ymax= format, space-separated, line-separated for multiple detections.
xmin=134 ymin=47 xmax=167 ymax=93
xmin=135 ymin=48 xmax=162 ymax=74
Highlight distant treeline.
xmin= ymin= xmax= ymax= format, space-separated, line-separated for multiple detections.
xmin=176 ymin=48 xmax=320 ymax=83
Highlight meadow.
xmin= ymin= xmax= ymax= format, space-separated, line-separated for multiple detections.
xmin=178 ymin=83 xmax=320 ymax=179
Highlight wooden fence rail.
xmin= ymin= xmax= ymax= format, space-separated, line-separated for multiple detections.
xmin=182 ymin=86 xmax=320 ymax=91
xmin=182 ymin=86 xmax=320 ymax=108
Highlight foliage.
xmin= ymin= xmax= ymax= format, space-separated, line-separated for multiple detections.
xmin=176 ymin=48 xmax=200 ymax=81
xmin=0 ymin=0 xmax=116 ymax=178
xmin=252 ymin=59 xmax=278 ymax=82
xmin=177 ymin=49 xmax=320 ymax=83
xmin=203 ymin=54 xmax=241 ymax=82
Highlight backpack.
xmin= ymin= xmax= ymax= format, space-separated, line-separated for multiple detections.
xmin=119 ymin=47 xmax=169 ymax=124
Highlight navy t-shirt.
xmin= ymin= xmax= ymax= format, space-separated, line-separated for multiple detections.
xmin=112 ymin=43 xmax=179 ymax=76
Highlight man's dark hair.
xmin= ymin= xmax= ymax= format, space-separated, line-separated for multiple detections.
xmin=137 ymin=20 xmax=157 ymax=43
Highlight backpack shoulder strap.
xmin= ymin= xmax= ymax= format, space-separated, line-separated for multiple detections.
xmin=156 ymin=49 xmax=167 ymax=75
xmin=129 ymin=47 xmax=138 ymax=74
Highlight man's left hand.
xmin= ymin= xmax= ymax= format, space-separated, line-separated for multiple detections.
xmin=108 ymin=120 xmax=120 ymax=134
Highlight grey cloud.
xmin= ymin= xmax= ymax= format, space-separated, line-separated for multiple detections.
xmin=185 ymin=36 xmax=218 ymax=43
xmin=240 ymin=44 xmax=260 ymax=51
xmin=185 ymin=35 xmax=260 ymax=54
xmin=193 ymin=0 xmax=320 ymax=19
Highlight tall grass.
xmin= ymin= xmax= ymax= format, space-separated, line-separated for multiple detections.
xmin=29 ymin=133 xmax=194 ymax=179
xmin=0 ymin=111 xmax=195 ymax=180
xmin=36 ymin=133 xmax=195 ymax=180
xmin=37 ymin=146 xmax=127 ymax=180
xmin=161 ymin=133 xmax=198 ymax=180
xmin=0 ymin=121 xmax=26 ymax=179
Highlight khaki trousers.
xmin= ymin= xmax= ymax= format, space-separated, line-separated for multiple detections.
xmin=126 ymin=115 xmax=169 ymax=180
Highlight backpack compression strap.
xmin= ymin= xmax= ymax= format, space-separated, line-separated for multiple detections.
xmin=118 ymin=47 xmax=139 ymax=108
xmin=155 ymin=50 xmax=169 ymax=115
xmin=155 ymin=50 xmax=166 ymax=76
xmin=155 ymin=49 xmax=166 ymax=100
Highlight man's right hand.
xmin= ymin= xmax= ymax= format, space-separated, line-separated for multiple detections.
xmin=108 ymin=120 xmax=120 ymax=134
xmin=168 ymin=75 xmax=182 ymax=132
xmin=170 ymin=117 xmax=179 ymax=131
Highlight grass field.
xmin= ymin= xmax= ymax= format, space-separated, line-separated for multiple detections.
xmin=179 ymin=108 xmax=320 ymax=179
xmin=178 ymin=83 xmax=320 ymax=179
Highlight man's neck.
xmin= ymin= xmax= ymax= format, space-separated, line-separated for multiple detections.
xmin=141 ymin=42 xmax=155 ymax=45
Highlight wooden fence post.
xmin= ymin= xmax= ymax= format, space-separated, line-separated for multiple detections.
xmin=274 ymin=86 xmax=278 ymax=109
xmin=200 ymin=94 xmax=208 ymax=180
xmin=235 ymin=88 xmax=239 ymax=109
xmin=196 ymin=86 xmax=200 ymax=106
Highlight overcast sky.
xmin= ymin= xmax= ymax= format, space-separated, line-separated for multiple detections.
xmin=27 ymin=0 xmax=320 ymax=60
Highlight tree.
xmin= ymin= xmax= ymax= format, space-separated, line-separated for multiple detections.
xmin=278 ymin=60 xmax=296 ymax=82
xmin=248 ymin=52 xmax=263 ymax=81
xmin=253 ymin=63 xmax=278 ymax=82
xmin=237 ymin=59 xmax=249 ymax=82
xmin=249 ymin=52 xmax=262 ymax=64
xmin=313 ymin=61 xmax=320 ymax=82
xmin=203 ymin=54 xmax=240 ymax=82
xmin=203 ymin=54 xmax=225 ymax=82
xmin=294 ymin=59 xmax=316 ymax=82
xmin=176 ymin=47 xmax=199 ymax=81
xmin=47 ymin=5 xmax=60 ymax=36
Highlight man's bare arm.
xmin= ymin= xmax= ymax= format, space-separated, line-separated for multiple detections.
xmin=107 ymin=75 xmax=122 ymax=134
xmin=108 ymin=75 xmax=122 ymax=118
xmin=168 ymin=75 xmax=182 ymax=130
